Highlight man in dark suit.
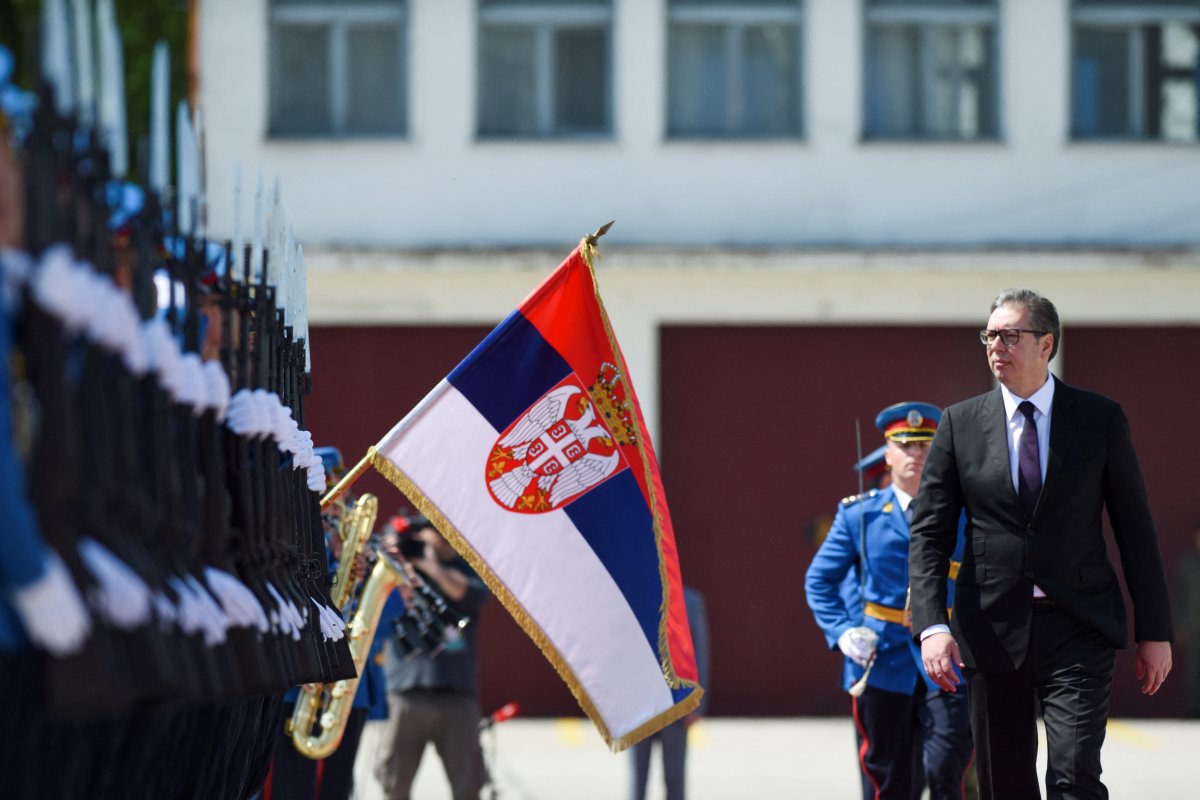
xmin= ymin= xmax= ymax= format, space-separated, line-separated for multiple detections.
xmin=908 ymin=288 xmax=1173 ymax=800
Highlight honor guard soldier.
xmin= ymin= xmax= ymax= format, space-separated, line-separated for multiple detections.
xmin=806 ymin=403 xmax=974 ymax=800
xmin=855 ymin=444 xmax=891 ymax=492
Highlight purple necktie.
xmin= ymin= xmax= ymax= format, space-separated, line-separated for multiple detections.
xmin=1017 ymin=401 xmax=1042 ymax=515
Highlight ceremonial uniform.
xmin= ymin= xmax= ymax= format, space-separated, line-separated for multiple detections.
xmin=806 ymin=403 xmax=973 ymax=800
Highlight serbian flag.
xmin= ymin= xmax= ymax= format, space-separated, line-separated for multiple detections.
xmin=363 ymin=232 xmax=701 ymax=750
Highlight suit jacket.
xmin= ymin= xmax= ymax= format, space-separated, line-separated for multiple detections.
xmin=909 ymin=378 xmax=1173 ymax=672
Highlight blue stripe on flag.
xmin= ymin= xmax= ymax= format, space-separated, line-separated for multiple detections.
xmin=565 ymin=470 xmax=662 ymax=658
xmin=448 ymin=311 xmax=572 ymax=431
xmin=672 ymin=685 xmax=696 ymax=705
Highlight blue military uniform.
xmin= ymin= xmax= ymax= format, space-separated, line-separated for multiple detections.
xmin=805 ymin=402 xmax=974 ymax=800
xmin=853 ymin=444 xmax=889 ymax=490
xmin=809 ymin=486 xmax=966 ymax=695
xmin=0 ymin=264 xmax=90 ymax=656
xmin=0 ymin=272 xmax=48 ymax=652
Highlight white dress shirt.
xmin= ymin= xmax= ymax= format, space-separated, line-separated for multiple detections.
xmin=1000 ymin=375 xmax=1054 ymax=598
xmin=1000 ymin=377 xmax=1054 ymax=496
xmin=892 ymin=484 xmax=914 ymax=522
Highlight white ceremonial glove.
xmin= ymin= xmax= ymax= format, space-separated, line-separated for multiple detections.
xmin=11 ymin=549 xmax=92 ymax=656
xmin=78 ymin=537 xmax=152 ymax=630
xmin=837 ymin=626 xmax=879 ymax=668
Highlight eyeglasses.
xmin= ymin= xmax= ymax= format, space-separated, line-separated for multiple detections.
xmin=978 ymin=329 xmax=1046 ymax=347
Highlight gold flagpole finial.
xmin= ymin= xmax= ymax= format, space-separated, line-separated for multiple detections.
xmin=581 ymin=221 xmax=614 ymax=269
xmin=585 ymin=220 xmax=615 ymax=247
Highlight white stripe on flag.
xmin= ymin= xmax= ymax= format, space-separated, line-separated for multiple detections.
xmin=376 ymin=384 xmax=675 ymax=738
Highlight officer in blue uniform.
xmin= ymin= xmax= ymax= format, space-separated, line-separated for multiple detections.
xmin=806 ymin=402 xmax=974 ymax=800
xmin=854 ymin=444 xmax=890 ymax=492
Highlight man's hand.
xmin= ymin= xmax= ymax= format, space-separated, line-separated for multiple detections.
xmin=921 ymin=632 xmax=964 ymax=692
xmin=352 ymin=552 xmax=369 ymax=582
xmin=1134 ymin=641 xmax=1171 ymax=696
xmin=837 ymin=627 xmax=878 ymax=668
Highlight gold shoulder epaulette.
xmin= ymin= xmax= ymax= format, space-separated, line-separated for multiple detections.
xmin=840 ymin=489 xmax=877 ymax=506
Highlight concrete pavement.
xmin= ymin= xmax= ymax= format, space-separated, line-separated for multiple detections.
xmin=350 ymin=716 xmax=1200 ymax=799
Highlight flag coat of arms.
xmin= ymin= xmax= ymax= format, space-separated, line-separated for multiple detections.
xmin=363 ymin=234 xmax=701 ymax=750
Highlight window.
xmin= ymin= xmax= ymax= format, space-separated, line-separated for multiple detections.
xmin=477 ymin=0 xmax=613 ymax=138
xmin=1071 ymin=1 xmax=1200 ymax=141
xmin=666 ymin=0 xmax=805 ymax=138
xmin=863 ymin=0 xmax=1000 ymax=140
xmin=268 ymin=0 xmax=407 ymax=137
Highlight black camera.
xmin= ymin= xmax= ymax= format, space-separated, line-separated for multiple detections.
xmin=389 ymin=512 xmax=432 ymax=559
xmin=398 ymin=534 xmax=426 ymax=559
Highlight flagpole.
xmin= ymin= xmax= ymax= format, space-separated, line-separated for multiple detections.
xmin=320 ymin=447 xmax=376 ymax=510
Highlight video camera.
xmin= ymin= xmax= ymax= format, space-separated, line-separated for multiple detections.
xmin=380 ymin=513 xmax=471 ymax=660
xmin=389 ymin=512 xmax=432 ymax=559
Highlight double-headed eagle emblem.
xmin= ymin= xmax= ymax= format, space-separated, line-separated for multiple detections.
xmin=486 ymin=366 xmax=635 ymax=514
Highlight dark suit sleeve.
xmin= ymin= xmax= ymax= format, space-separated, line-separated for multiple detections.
xmin=1102 ymin=405 xmax=1173 ymax=643
xmin=909 ymin=405 xmax=965 ymax=639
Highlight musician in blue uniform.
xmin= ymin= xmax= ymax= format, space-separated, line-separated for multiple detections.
xmin=806 ymin=402 xmax=974 ymax=800
xmin=269 ymin=447 xmax=403 ymax=800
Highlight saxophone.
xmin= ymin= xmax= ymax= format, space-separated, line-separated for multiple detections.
xmin=288 ymin=493 xmax=404 ymax=759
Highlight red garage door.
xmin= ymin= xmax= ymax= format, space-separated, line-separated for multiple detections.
xmin=1061 ymin=327 xmax=1200 ymax=718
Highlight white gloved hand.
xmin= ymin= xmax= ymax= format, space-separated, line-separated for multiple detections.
xmin=837 ymin=626 xmax=879 ymax=668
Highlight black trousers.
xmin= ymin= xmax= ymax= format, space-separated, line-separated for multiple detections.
xmin=629 ymin=720 xmax=688 ymax=800
xmin=269 ymin=707 xmax=368 ymax=800
xmin=966 ymin=604 xmax=1115 ymax=800
xmin=852 ymin=681 xmax=973 ymax=800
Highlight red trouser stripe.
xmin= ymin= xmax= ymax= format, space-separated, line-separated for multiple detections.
xmin=851 ymin=695 xmax=882 ymax=800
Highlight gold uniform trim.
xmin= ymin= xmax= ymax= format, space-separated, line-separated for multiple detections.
xmin=865 ymin=601 xmax=954 ymax=624
xmin=864 ymin=602 xmax=907 ymax=625
xmin=864 ymin=561 xmax=961 ymax=625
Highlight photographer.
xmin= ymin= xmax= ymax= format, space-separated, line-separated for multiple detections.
xmin=375 ymin=515 xmax=489 ymax=800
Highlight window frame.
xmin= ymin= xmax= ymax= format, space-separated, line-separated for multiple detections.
xmin=475 ymin=1 xmax=615 ymax=140
xmin=267 ymin=0 xmax=409 ymax=140
xmin=861 ymin=0 xmax=1003 ymax=142
xmin=1069 ymin=1 xmax=1200 ymax=142
xmin=664 ymin=1 xmax=807 ymax=140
